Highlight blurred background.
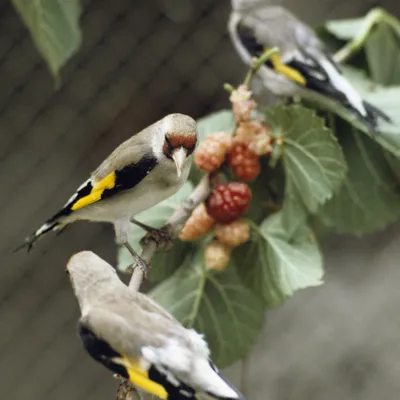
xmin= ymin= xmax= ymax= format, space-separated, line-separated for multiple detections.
xmin=1 ymin=0 xmax=400 ymax=399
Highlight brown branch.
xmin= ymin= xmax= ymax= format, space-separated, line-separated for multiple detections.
xmin=128 ymin=174 xmax=211 ymax=292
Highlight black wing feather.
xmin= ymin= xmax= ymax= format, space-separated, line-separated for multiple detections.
xmin=15 ymin=154 xmax=158 ymax=252
xmin=78 ymin=322 xmax=129 ymax=379
xmin=60 ymin=154 xmax=158 ymax=219
xmin=100 ymin=155 xmax=158 ymax=201
xmin=78 ymin=322 xmax=198 ymax=399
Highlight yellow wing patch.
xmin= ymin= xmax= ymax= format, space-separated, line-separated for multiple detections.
xmin=71 ymin=172 xmax=116 ymax=211
xmin=127 ymin=360 xmax=168 ymax=399
xmin=265 ymin=49 xmax=306 ymax=86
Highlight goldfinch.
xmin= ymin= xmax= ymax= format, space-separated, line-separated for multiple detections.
xmin=17 ymin=114 xmax=197 ymax=268
xmin=228 ymin=2 xmax=391 ymax=133
xmin=67 ymin=251 xmax=244 ymax=400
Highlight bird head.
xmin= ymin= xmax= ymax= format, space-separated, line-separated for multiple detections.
xmin=160 ymin=114 xmax=197 ymax=178
xmin=66 ymin=251 xmax=119 ymax=303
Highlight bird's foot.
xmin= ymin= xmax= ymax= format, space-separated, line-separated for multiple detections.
xmin=130 ymin=218 xmax=157 ymax=232
xmin=123 ymin=242 xmax=150 ymax=277
xmin=116 ymin=379 xmax=140 ymax=400
xmin=140 ymin=224 xmax=174 ymax=252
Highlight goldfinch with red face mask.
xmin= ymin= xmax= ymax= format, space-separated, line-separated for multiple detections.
xmin=228 ymin=2 xmax=391 ymax=133
xmin=17 ymin=114 xmax=197 ymax=268
xmin=66 ymin=251 xmax=244 ymax=400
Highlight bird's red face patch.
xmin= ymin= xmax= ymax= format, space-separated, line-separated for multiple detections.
xmin=163 ymin=132 xmax=197 ymax=157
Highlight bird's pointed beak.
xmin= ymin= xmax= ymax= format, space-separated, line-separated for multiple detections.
xmin=172 ymin=147 xmax=187 ymax=178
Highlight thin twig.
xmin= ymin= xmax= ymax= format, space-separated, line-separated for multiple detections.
xmin=223 ymin=83 xmax=235 ymax=93
xmin=129 ymin=242 xmax=157 ymax=292
xmin=128 ymin=174 xmax=211 ymax=292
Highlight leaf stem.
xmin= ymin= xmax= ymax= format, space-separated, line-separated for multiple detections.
xmin=243 ymin=218 xmax=262 ymax=234
xmin=243 ymin=47 xmax=280 ymax=87
xmin=334 ymin=8 xmax=400 ymax=64
xmin=186 ymin=263 xmax=207 ymax=328
xmin=223 ymin=83 xmax=235 ymax=93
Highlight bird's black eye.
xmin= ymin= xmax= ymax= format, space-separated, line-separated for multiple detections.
xmin=165 ymin=136 xmax=173 ymax=151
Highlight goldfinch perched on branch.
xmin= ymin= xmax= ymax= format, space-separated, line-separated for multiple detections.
xmin=17 ymin=114 xmax=197 ymax=268
xmin=228 ymin=1 xmax=391 ymax=133
xmin=67 ymin=251 xmax=244 ymax=400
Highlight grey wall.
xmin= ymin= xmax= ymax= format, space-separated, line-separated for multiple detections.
xmin=0 ymin=0 xmax=399 ymax=399
xmin=225 ymin=224 xmax=400 ymax=400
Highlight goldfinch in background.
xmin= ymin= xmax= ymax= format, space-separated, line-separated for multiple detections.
xmin=67 ymin=251 xmax=244 ymax=400
xmin=228 ymin=1 xmax=391 ymax=133
xmin=17 ymin=114 xmax=197 ymax=268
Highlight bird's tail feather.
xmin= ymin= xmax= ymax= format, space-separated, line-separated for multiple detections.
xmin=14 ymin=219 xmax=64 ymax=253
xmin=285 ymin=58 xmax=391 ymax=134
xmin=204 ymin=363 xmax=245 ymax=400
xmin=299 ymin=71 xmax=389 ymax=133
xmin=363 ymin=100 xmax=392 ymax=124
xmin=348 ymin=101 xmax=392 ymax=135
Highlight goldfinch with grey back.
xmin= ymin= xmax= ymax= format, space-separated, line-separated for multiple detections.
xmin=228 ymin=1 xmax=391 ymax=133
xmin=16 ymin=114 xmax=197 ymax=267
xmin=66 ymin=251 xmax=244 ymax=400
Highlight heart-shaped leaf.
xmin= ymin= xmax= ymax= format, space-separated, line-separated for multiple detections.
xmin=11 ymin=0 xmax=82 ymax=81
xmin=151 ymin=249 xmax=265 ymax=367
xmin=266 ymin=105 xmax=347 ymax=214
xmin=235 ymin=212 xmax=324 ymax=307
xmin=319 ymin=127 xmax=400 ymax=235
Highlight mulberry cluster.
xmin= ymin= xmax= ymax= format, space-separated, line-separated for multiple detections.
xmin=180 ymin=183 xmax=251 ymax=272
xmin=181 ymin=84 xmax=275 ymax=272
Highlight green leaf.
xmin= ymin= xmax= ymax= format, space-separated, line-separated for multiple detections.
xmin=196 ymin=110 xmax=236 ymax=142
xmin=246 ymin=164 xmax=280 ymax=223
xmin=363 ymin=86 xmax=400 ymax=157
xmin=325 ymin=11 xmax=400 ymax=85
xmin=365 ymin=22 xmax=400 ymax=85
xmin=384 ymin=150 xmax=400 ymax=183
xmin=11 ymin=0 xmax=82 ymax=81
xmin=235 ymin=212 xmax=324 ymax=307
xmin=339 ymin=67 xmax=400 ymax=157
xmin=117 ymin=182 xmax=193 ymax=282
xmin=234 ymin=231 xmax=284 ymax=308
xmin=266 ymin=105 xmax=347 ymax=214
xmin=151 ymin=249 xmax=265 ymax=367
xmin=340 ymin=66 xmax=378 ymax=92
xmin=281 ymin=179 xmax=308 ymax=237
xmin=325 ymin=18 xmax=364 ymax=41
xmin=318 ymin=127 xmax=400 ymax=235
